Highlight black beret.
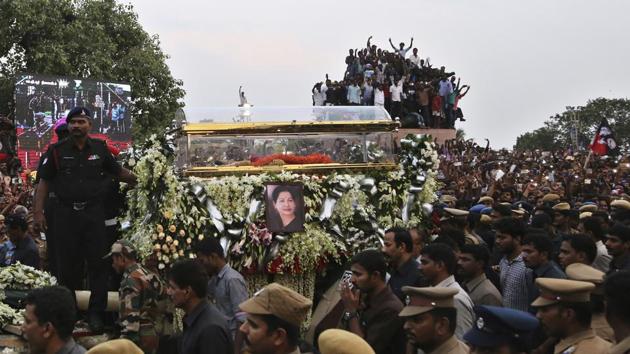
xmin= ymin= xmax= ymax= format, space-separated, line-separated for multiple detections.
xmin=66 ymin=106 xmax=92 ymax=121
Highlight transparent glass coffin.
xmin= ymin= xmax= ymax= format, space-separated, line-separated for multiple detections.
xmin=181 ymin=106 xmax=392 ymax=123
xmin=176 ymin=106 xmax=399 ymax=176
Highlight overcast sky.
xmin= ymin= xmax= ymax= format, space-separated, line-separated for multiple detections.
xmin=131 ymin=0 xmax=630 ymax=148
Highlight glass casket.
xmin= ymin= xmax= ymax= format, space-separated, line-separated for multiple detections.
xmin=176 ymin=106 xmax=399 ymax=176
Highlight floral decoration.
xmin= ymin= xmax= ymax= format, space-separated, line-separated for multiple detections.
xmin=0 ymin=263 xmax=57 ymax=290
xmin=0 ymin=302 xmax=22 ymax=328
xmin=121 ymin=132 xmax=440 ymax=276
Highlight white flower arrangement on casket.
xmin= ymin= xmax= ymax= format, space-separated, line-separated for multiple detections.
xmin=0 ymin=263 xmax=57 ymax=290
xmin=121 ymin=134 xmax=441 ymax=276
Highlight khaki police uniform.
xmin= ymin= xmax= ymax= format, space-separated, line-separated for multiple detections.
xmin=565 ymin=263 xmax=615 ymax=342
xmin=240 ymin=282 xmax=312 ymax=327
xmin=318 ymin=329 xmax=375 ymax=354
xmin=399 ymin=287 xmax=468 ymax=354
xmin=240 ymin=283 xmax=312 ymax=354
xmin=86 ymin=339 xmax=143 ymax=354
xmin=531 ymin=278 xmax=611 ymax=354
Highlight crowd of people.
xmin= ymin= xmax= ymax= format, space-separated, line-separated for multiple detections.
xmin=312 ymin=36 xmax=470 ymax=129
xmin=2 ymin=105 xmax=630 ymax=353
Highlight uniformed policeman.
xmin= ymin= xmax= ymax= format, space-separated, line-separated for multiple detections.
xmin=106 ymin=240 xmax=167 ymax=353
xmin=565 ymin=263 xmax=615 ymax=342
xmin=318 ymin=329 xmax=375 ymax=354
xmin=531 ymin=278 xmax=611 ymax=354
xmin=33 ymin=106 xmax=136 ymax=333
xmin=86 ymin=339 xmax=142 ymax=354
xmin=463 ymin=305 xmax=539 ymax=354
xmin=398 ymin=286 xmax=469 ymax=354
xmin=239 ymin=283 xmax=312 ymax=354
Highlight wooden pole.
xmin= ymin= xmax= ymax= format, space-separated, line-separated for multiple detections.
xmin=583 ymin=150 xmax=593 ymax=170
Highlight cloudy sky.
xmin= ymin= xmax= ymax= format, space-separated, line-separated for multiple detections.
xmin=131 ymin=0 xmax=630 ymax=148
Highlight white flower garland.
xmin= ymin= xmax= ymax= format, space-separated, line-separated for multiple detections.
xmin=122 ymin=134 xmax=440 ymax=274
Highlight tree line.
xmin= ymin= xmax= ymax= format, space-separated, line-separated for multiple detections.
xmin=0 ymin=0 xmax=184 ymax=142
xmin=515 ymin=98 xmax=630 ymax=151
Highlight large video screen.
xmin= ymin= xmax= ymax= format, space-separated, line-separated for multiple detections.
xmin=14 ymin=74 xmax=132 ymax=169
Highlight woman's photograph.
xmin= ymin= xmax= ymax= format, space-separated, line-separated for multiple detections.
xmin=265 ymin=183 xmax=305 ymax=233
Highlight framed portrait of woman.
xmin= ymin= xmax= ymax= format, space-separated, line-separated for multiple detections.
xmin=265 ymin=183 xmax=305 ymax=233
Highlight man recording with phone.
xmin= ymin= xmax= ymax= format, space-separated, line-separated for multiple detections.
xmin=339 ymin=249 xmax=406 ymax=354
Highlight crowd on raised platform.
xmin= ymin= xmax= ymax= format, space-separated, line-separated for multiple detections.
xmin=312 ymin=36 xmax=470 ymax=129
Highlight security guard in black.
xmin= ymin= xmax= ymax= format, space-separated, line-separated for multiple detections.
xmin=38 ymin=133 xmax=121 ymax=202
xmin=33 ymin=106 xmax=136 ymax=333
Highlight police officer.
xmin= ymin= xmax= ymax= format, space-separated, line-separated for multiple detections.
xmin=463 ymin=305 xmax=539 ymax=354
xmin=318 ymin=329 xmax=375 ymax=354
xmin=565 ymin=263 xmax=615 ymax=342
xmin=531 ymin=278 xmax=611 ymax=354
xmin=33 ymin=106 xmax=136 ymax=333
xmin=106 ymin=240 xmax=167 ymax=354
xmin=239 ymin=283 xmax=312 ymax=354
xmin=398 ymin=286 xmax=469 ymax=354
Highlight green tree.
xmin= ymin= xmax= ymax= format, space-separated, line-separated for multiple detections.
xmin=514 ymin=98 xmax=630 ymax=150
xmin=0 ymin=0 xmax=184 ymax=141
xmin=514 ymin=124 xmax=562 ymax=151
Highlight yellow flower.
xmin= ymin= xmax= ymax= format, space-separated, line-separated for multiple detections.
xmin=156 ymin=225 xmax=164 ymax=233
xmin=164 ymin=211 xmax=174 ymax=220
xmin=168 ymin=225 xmax=176 ymax=233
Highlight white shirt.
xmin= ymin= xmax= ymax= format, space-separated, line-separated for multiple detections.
xmin=390 ymin=81 xmax=403 ymax=102
xmin=374 ymin=88 xmax=385 ymax=106
xmin=313 ymin=84 xmax=327 ymax=106
xmin=435 ymin=275 xmax=475 ymax=340
xmin=593 ymin=240 xmax=612 ymax=273
xmin=409 ymin=54 xmax=421 ymax=67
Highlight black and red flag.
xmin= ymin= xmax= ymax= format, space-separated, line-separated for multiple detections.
xmin=590 ymin=118 xmax=620 ymax=156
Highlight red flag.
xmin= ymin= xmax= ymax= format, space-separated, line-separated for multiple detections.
xmin=590 ymin=118 xmax=619 ymax=156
